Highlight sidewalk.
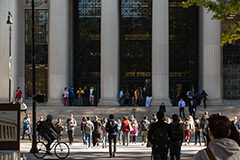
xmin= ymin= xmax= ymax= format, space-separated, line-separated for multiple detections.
xmin=20 ymin=142 xmax=204 ymax=160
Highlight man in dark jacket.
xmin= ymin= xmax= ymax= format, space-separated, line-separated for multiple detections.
xmin=148 ymin=111 xmax=171 ymax=160
xmin=92 ymin=116 xmax=102 ymax=146
xmin=189 ymin=100 xmax=196 ymax=119
xmin=39 ymin=114 xmax=58 ymax=154
xmin=169 ymin=114 xmax=183 ymax=160
xmin=105 ymin=114 xmax=120 ymax=158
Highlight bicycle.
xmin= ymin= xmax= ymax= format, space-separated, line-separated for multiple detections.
xmin=33 ymin=136 xmax=70 ymax=159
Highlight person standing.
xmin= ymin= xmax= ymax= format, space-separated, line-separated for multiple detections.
xmin=201 ymin=90 xmax=208 ymax=109
xmin=105 ymin=114 xmax=120 ymax=158
xmin=116 ymin=119 xmax=122 ymax=145
xmin=89 ymin=86 xmax=96 ymax=106
xmin=92 ymin=116 xmax=102 ymax=147
xmin=148 ymin=111 xmax=171 ymax=160
xmin=63 ymin=87 xmax=69 ymax=106
xmin=69 ymin=86 xmax=75 ymax=106
xmin=124 ymin=90 xmax=130 ymax=106
xmin=65 ymin=114 xmax=77 ymax=145
xmin=121 ymin=116 xmax=130 ymax=146
xmin=22 ymin=114 xmax=32 ymax=140
xmin=134 ymin=88 xmax=139 ymax=106
xmin=194 ymin=117 xmax=201 ymax=146
xmin=232 ymin=116 xmax=240 ymax=132
xmin=195 ymin=91 xmax=201 ymax=107
xmin=130 ymin=118 xmax=138 ymax=143
xmin=142 ymin=88 xmax=148 ymax=106
xmin=76 ymin=87 xmax=84 ymax=106
xmin=140 ymin=116 xmax=150 ymax=146
xmin=84 ymin=117 xmax=95 ymax=149
xmin=178 ymin=98 xmax=186 ymax=120
xmin=189 ymin=100 xmax=196 ymax=119
xmin=15 ymin=87 xmax=22 ymax=103
xmin=186 ymin=89 xmax=193 ymax=106
xmin=169 ymin=114 xmax=183 ymax=160
xmin=159 ymin=102 xmax=166 ymax=113
xmin=55 ymin=118 xmax=64 ymax=141
xmin=119 ymin=89 xmax=124 ymax=106
xmin=200 ymin=112 xmax=209 ymax=146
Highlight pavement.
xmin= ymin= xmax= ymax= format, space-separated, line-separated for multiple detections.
xmin=20 ymin=142 xmax=205 ymax=160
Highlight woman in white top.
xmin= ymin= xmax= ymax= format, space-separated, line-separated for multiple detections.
xmin=188 ymin=115 xmax=195 ymax=143
xmin=63 ymin=87 xmax=69 ymax=106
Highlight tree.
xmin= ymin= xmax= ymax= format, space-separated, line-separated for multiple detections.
xmin=183 ymin=0 xmax=240 ymax=45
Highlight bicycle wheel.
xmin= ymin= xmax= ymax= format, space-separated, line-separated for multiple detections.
xmin=54 ymin=142 xmax=70 ymax=159
xmin=33 ymin=142 xmax=47 ymax=158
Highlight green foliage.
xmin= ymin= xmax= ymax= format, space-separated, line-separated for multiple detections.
xmin=183 ymin=0 xmax=240 ymax=45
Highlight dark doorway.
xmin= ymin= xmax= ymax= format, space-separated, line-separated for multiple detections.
xmin=172 ymin=81 xmax=192 ymax=106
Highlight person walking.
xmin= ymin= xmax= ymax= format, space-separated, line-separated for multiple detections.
xmin=119 ymin=89 xmax=124 ymax=106
xmin=130 ymin=118 xmax=139 ymax=143
xmin=189 ymin=100 xmax=196 ymax=119
xmin=102 ymin=118 xmax=108 ymax=148
xmin=178 ymin=98 xmax=186 ymax=120
xmin=105 ymin=114 xmax=120 ymax=158
xmin=36 ymin=116 xmax=44 ymax=142
xmin=84 ymin=117 xmax=94 ymax=149
xmin=194 ymin=117 xmax=201 ymax=146
xmin=22 ymin=114 xmax=32 ymax=140
xmin=195 ymin=115 xmax=240 ymax=159
xmin=81 ymin=117 xmax=87 ymax=145
xmin=140 ymin=116 xmax=150 ymax=146
xmin=69 ymin=86 xmax=75 ymax=106
xmin=65 ymin=114 xmax=77 ymax=145
xmin=169 ymin=114 xmax=183 ymax=160
xmin=186 ymin=89 xmax=193 ymax=106
xmin=55 ymin=118 xmax=64 ymax=141
xmin=92 ymin=116 xmax=102 ymax=147
xmin=116 ymin=119 xmax=122 ymax=145
xmin=184 ymin=119 xmax=190 ymax=145
xmin=201 ymin=90 xmax=208 ymax=109
xmin=148 ymin=111 xmax=171 ymax=160
xmin=63 ymin=87 xmax=69 ymax=106
xmin=159 ymin=102 xmax=166 ymax=113
xmin=121 ymin=116 xmax=130 ymax=146
xmin=195 ymin=91 xmax=201 ymax=107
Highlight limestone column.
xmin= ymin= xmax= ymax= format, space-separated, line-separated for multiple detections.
xmin=201 ymin=8 xmax=223 ymax=106
xmin=48 ymin=0 xmax=69 ymax=105
xmin=151 ymin=0 xmax=170 ymax=105
xmin=98 ymin=0 xmax=119 ymax=106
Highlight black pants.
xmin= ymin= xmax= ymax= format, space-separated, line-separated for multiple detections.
xmin=67 ymin=130 xmax=74 ymax=144
xmin=92 ymin=132 xmax=101 ymax=146
xmin=195 ymin=131 xmax=201 ymax=145
xmin=179 ymin=108 xmax=185 ymax=120
xmin=41 ymin=133 xmax=56 ymax=151
xmin=108 ymin=135 xmax=117 ymax=157
xmin=203 ymin=99 xmax=207 ymax=108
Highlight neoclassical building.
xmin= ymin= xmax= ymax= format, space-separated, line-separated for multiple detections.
xmin=0 ymin=0 xmax=239 ymax=106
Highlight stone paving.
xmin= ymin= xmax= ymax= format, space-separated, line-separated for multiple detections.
xmin=20 ymin=142 xmax=205 ymax=160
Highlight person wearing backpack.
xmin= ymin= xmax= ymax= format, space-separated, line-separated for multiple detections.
xmin=148 ymin=111 xmax=171 ymax=160
xmin=84 ymin=117 xmax=95 ymax=149
xmin=140 ymin=116 xmax=150 ymax=146
xmin=105 ymin=114 xmax=120 ymax=158
xmin=195 ymin=115 xmax=240 ymax=160
xmin=169 ymin=114 xmax=183 ymax=160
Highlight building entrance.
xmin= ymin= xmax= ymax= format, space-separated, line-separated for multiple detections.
xmin=172 ymin=81 xmax=192 ymax=106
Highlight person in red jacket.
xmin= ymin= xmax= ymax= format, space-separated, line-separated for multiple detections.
xmin=15 ymin=87 xmax=22 ymax=103
xmin=121 ymin=116 xmax=130 ymax=146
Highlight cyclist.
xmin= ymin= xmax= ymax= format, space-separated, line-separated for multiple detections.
xmin=39 ymin=114 xmax=59 ymax=155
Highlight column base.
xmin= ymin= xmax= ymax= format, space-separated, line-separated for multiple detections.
xmin=98 ymin=98 xmax=119 ymax=106
xmin=151 ymin=98 xmax=171 ymax=106
xmin=206 ymin=98 xmax=224 ymax=106
xmin=47 ymin=98 xmax=64 ymax=106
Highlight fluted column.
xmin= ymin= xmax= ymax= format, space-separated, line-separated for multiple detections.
xmin=98 ymin=0 xmax=120 ymax=106
xmin=48 ymin=0 xmax=69 ymax=105
xmin=151 ymin=0 xmax=170 ymax=106
xmin=201 ymin=8 xmax=223 ymax=106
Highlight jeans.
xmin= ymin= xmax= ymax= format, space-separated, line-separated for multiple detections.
xmin=141 ymin=131 xmax=148 ymax=143
xmin=117 ymin=133 xmax=122 ymax=144
xmin=85 ymin=133 xmax=92 ymax=148
xmin=41 ymin=133 xmax=56 ymax=152
xmin=179 ymin=108 xmax=185 ymax=119
xmin=22 ymin=127 xmax=32 ymax=140
xmin=170 ymin=140 xmax=182 ymax=160
xmin=108 ymin=135 xmax=117 ymax=157
xmin=67 ymin=130 xmax=74 ymax=144
xmin=122 ymin=132 xmax=130 ymax=146
xmin=82 ymin=132 xmax=87 ymax=144
xmin=102 ymin=133 xmax=108 ymax=147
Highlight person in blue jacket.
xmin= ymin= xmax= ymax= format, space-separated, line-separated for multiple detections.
xmin=105 ymin=114 xmax=120 ymax=158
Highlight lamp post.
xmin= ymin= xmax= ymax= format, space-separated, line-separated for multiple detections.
xmin=6 ymin=11 xmax=13 ymax=103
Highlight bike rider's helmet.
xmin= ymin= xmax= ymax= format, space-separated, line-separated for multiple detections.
xmin=46 ymin=114 xmax=53 ymax=121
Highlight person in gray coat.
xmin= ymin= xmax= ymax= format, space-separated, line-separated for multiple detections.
xmin=84 ymin=117 xmax=95 ymax=149
xmin=195 ymin=115 xmax=240 ymax=160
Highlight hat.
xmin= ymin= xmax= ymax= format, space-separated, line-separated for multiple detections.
xmin=130 ymin=115 xmax=134 ymax=118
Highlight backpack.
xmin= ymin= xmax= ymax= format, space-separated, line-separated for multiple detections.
xmin=106 ymin=121 xmax=117 ymax=133
xmin=84 ymin=122 xmax=91 ymax=134
xmin=36 ymin=121 xmax=43 ymax=132
xmin=171 ymin=123 xmax=182 ymax=141
xmin=153 ymin=124 xmax=168 ymax=149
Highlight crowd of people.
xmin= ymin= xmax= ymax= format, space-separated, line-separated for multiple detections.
xmin=21 ymin=107 xmax=240 ymax=159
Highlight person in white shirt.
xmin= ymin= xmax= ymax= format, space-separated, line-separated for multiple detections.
xmin=178 ymin=98 xmax=186 ymax=119
xmin=89 ymin=86 xmax=95 ymax=106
